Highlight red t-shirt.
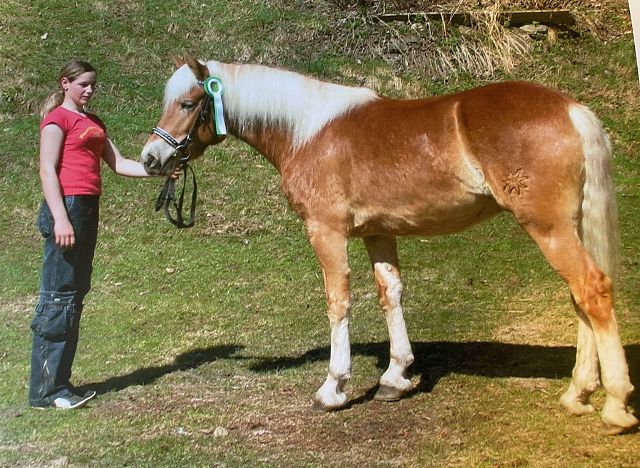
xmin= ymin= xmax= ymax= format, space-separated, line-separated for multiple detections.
xmin=40 ymin=106 xmax=107 ymax=195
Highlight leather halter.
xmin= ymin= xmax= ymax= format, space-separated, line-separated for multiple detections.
xmin=152 ymin=90 xmax=213 ymax=228
xmin=152 ymin=91 xmax=212 ymax=168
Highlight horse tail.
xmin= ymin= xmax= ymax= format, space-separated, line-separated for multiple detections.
xmin=570 ymin=104 xmax=620 ymax=285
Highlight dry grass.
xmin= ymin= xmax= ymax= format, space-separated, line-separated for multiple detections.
xmin=324 ymin=0 xmax=632 ymax=80
xmin=327 ymin=1 xmax=533 ymax=80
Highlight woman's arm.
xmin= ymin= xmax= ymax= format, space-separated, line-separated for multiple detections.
xmin=102 ymin=137 xmax=181 ymax=178
xmin=39 ymin=124 xmax=75 ymax=249
xmin=102 ymin=137 xmax=150 ymax=177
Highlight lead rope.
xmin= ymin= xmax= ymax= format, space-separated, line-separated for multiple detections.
xmin=154 ymin=160 xmax=198 ymax=229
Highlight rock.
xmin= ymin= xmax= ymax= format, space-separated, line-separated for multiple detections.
xmin=213 ymin=426 xmax=229 ymax=437
xmin=519 ymin=23 xmax=549 ymax=39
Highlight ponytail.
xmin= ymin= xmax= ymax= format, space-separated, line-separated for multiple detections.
xmin=40 ymin=89 xmax=65 ymax=119
xmin=40 ymin=60 xmax=97 ymax=119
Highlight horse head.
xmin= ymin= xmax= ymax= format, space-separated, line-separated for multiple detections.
xmin=141 ymin=55 xmax=226 ymax=175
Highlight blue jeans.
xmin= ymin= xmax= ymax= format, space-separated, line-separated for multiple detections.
xmin=29 ymin=195 xmax=99 ymax=406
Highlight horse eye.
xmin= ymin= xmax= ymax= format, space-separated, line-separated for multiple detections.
xmin=180 ymin=101 xmax=195 ymax=111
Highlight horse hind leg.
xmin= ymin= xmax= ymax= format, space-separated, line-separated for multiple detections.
xmin=363 ymin=236 xmax=415 ymax=401
xmin=571 ymin=261 xmax=637 ymax=432
xmin=559 ymin=304 xmax=599 ymax=415
xmin=523 ymin=223 xmax=638 ymax=431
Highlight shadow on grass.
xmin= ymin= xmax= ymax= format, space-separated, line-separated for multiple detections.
xmin=247 ymin=341 xmax=640 ymax=410
xmin=78 ymin=344 xmax=243 ymax=395
xmin=78 ymin=340 xmax=639 ymax=415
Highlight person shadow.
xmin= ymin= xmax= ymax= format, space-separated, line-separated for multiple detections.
xmin=77 ymin=344 xmax=243 ymax=395
xmin=247 ymin=341 xmax=640 ymax=411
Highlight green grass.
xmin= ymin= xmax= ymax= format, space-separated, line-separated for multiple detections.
xmin=2 ymin=1 xmax=640 ymax=466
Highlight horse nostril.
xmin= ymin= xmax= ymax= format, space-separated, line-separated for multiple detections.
xmin=146 ymin=154 xmax=159 ymax=169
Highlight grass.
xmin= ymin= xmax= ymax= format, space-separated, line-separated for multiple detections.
xmin=1 ymin=0 xmax=640 ymax=466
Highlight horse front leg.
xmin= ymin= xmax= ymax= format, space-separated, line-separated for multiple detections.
xmin=307 ymin=223 xmax=352 ymax=411
xmin=364 ymin=236 xmax=415 ymax=401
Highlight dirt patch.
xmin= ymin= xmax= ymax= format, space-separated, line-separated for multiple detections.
xmin=99 ymin=371 xmax=463 ymax=465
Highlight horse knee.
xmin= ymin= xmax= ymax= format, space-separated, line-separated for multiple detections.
xmin=373 ymin=263 xmax=402 ymax=311
xmin=326 ymin=295 xmax=351 ymax=325
xmin=320 ymin=267 xmax=351 ymax=324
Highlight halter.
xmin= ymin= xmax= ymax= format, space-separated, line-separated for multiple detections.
xmin=153 ymin=77 xmax=226 ymax=228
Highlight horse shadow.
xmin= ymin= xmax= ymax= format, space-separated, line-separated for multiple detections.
xmin=77 ymin=344 xmax=243 ymax=395
xmin=77 ymin=340 xmax=639 ymax=414
xmin=247 ymin=341 xmax=640 ymax=411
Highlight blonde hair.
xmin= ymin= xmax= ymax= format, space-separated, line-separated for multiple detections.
xmin=40 ymin=60 xmax=97 ymax=118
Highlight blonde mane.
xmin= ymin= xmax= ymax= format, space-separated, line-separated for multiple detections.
xmin=164 ymin=60 xmax=379 ymax=149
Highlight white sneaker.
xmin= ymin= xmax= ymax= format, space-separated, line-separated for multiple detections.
xmin=51 ymin=390 xmax=97 ymax=409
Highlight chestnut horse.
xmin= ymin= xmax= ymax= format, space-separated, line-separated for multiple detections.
xmin=141 ymin=56 xmax=638 ymax=432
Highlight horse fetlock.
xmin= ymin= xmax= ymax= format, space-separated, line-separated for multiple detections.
xmin=402 ymin=352 xmax=415 ymax=367
xmin=570 ymin=375 xmax=600 ymax=397
xmin=380 ymin=366 xmax=413 ymax=394
xmin=601 ymin=397 xmax=640 ymax=431
xmin=609 ymin=380 xmax=634 ymax=400
xmin=313 ymin=379 xmax=348 ymax=411
xmin=388 ymin=349 xmax=414 ymax=368
xmin=327 ymin=364 xmax=351 ymax=383
xmin=559 ymin=385 xmax=595 ymax=416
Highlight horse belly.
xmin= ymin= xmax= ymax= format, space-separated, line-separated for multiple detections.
xmin=350 ymin=189 xmax=501 ymax=237
xmin=347 ymin=133 xmax=501 ymax=237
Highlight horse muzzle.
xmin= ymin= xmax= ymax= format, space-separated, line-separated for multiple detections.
xmin=141 ymin=141 xmax=175 ymax=175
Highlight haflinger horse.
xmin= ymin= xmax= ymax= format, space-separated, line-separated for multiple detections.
xmin=142 ymin=55 xmax=638 ymax=432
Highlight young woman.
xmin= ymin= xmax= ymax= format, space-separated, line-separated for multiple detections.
xmin=29 ymin=60 xmax=174 ymax=409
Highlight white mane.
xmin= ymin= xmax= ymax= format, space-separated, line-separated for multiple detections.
xmin=164 ymin=60 xmax=379 ymax=149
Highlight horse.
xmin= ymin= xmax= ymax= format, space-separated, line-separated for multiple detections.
xmin=141 ymin=55 xmax=639 ymax=433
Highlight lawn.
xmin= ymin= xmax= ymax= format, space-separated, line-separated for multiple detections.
xmin=1 ymin=1 xmax=639 ymax=466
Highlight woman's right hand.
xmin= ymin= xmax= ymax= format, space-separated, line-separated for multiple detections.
xmin=54 ymin=217 xmax=75 ymax=250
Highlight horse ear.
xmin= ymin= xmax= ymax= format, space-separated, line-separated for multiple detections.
xmin=170 ymin=54 xmax=185 ymax=69
xmin=184 ymin=54 xmax=209 ymax=80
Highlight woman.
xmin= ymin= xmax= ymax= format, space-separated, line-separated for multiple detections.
xmin=29 ymin=60 xmax=174 ymax=409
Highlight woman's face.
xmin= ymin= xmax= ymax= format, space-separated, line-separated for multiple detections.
xmin=62 ymin=71 xmax=97 ymax=108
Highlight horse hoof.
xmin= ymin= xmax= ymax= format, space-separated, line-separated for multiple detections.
xmin=601 ymin=410 xmax=640 ymax=434
xmin=310 ymin=398 xmax=345 ymax=413
xmin=601 ymin=419 xmax=639 ymax=436
xmin=559 ymin=396 xmax=595 ymax=416
xmin=374 ymin=385 xmax=405 ymax=402
xmin=311 ymin=400 xmax=330 ymax=413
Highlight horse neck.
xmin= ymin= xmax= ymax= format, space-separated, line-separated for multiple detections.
xmin=228 ymin=122 xmax=293 ymax=171
xmin=210 ymin=60 xmax=378 ymax=171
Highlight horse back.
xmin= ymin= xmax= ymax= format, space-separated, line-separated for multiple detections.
xmin=283 ymin=81 xmax=583 ymax=236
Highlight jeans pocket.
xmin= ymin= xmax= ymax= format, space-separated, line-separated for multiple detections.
xmin=64 ymin=195 xmax=77 ymax=213
xmin=30 ymin=296 xmax=75 ymax=341
xmin=37 ymin=202 xmax=53 ymax=238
